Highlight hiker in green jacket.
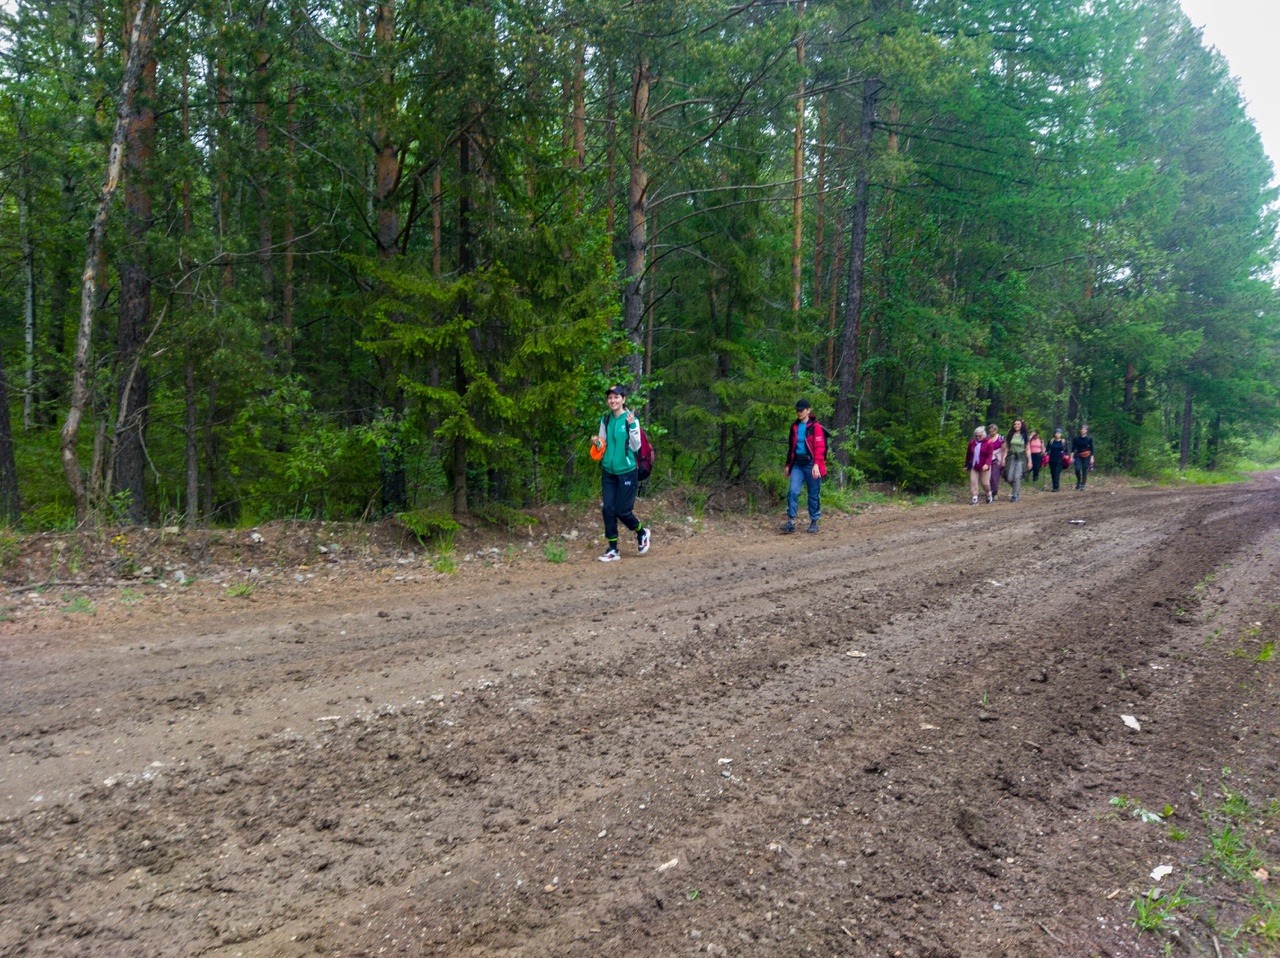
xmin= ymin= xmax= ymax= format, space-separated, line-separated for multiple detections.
xmin=594 ymin=385 xmax=650 ymax=562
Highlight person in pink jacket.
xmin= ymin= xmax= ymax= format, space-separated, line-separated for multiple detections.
xmin=781 ymin=399 xmax=827 ymax=534
xmin=965 ymin=426 xmax=994 ymax=504
xmin=1027 ymin=429 xmax=1045 ymax=483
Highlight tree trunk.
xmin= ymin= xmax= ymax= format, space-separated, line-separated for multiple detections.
xmin=14 ymin=0 xmax=36 ymax=431
xmin=282 ymin=80 xmax=298 ymax=363
xmin=42 ymin=168 xmax=76 ymax=426
xmin=451 ymin=129 xmax=476 ymax=516
xmin=1179 ymin=385 xmax=1193 ymax=470
xmin=373 ymin=0 xmax=407 ymax=516
xmin=0 ymin=345 xmax=19 ymax=525
xmin=571 ymin=39 xmax=586 ymax=172
xmin=833 ymin=78 xmax=880 ymax=469
xmin=432 ymin=167 xmax=442 ymax=276
xmin=825 ymin=206 xmax=846 ymax=381
xmin=113 ymin=4 xmax=157 ymax=525
xmin=622 ymin=54 xmax=650 ymax=388
xmin=185 ymin=359 xmax=199 ymax=527
xmin=373 ymin=0 xmax=399 ymax=261
xmin=60 ymin=0 xmax=153 ymax=522
xmin=181 ymin=54 xmax=199 ymax=528
xmin=812 ymin=94 xmax=828 ymax=317
xmin=21 ymin=182 xmax=36 ymax=430
xmin=1120 ymin=362 xmax=1138 ymax=469
xmin=253 ymin=9 xmax=274 ymax=329
xmin=605 ymin=69 xmax=618 ymax=240
xmin=452 ymin=354 xmax=468 ymax=515
xmin=790 ymin=8 xmax=806 ymax=364
xmin=215 ymin=58 xmax=233 ymax=290
xmin=203 ymin=380 xmax=217 ymax=521
xmin=36 ymin=2 xmax=81 ymax=424
xmin=645 ymin=212 xmax=658 ymax=382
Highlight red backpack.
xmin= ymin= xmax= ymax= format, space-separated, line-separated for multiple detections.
xmin=637 ymin=428 xmax=655 ymax=481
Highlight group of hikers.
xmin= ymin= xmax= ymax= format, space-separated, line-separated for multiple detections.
xmin=589 ymin=386 xmax=1098 ymax=560
xmin=965 ymin=421 xmax=1095 ymax=503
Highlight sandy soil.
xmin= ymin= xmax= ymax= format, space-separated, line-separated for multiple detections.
xmin=2 ymin=474 xmax=1278 ymax=957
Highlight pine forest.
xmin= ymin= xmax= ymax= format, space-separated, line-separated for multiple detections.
xmin=0 ymin=0 xmax=1276 ymax=529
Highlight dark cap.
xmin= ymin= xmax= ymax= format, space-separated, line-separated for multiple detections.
xmin=605 ymin=384 xmax=627 ymax=398
xmin=795 ymin=398 xmax=811 ymax=412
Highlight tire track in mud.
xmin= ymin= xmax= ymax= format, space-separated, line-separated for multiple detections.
xmin=2 ymin=481 xmax=1279 ymax=957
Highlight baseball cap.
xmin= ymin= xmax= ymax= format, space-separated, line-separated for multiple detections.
xmin=605 ymin=384 xmax=627 ymax=397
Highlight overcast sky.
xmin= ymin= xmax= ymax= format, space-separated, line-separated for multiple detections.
xmin=1179 ymin=0 xmax=1279 ymax=182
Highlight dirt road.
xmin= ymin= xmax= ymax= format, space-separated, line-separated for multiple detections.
xmin=3 ymin=477 xmax=1279 ymax=957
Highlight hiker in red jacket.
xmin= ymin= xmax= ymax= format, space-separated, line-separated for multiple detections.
xmin=781 ymin=399 xmax=827 ymax=534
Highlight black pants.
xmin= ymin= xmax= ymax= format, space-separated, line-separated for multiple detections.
xmin=1030 ymin=457 xmax=1041 ymax=482
xmin=1049 ymin=462 xmax=1063 ymax=490
xmin=1075 ymin=461 xmax=1089 ymax=488
xmin=602 ymin=470 xmax=640 ymax=540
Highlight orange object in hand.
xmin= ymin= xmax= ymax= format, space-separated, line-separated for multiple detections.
xmin=590 ymin=437 xmax=605 ymax=461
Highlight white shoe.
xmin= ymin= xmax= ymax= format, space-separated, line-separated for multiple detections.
xmin=598 ymin=548 xmax=621 ymax=562
xmin=637 ymin=528 xmax=651 ymax=555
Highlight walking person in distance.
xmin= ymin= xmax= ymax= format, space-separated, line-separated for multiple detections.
xmin=594 ymin=385 xmax=651 ymax=561
xmin=985 ymin=423 xmax=1005 ymax=501
xmin=1073 ymin=424 xmax=1095 ymax=490
xmin=965 ymin=426 xmax=993 ymax=504
xmin=1027 ymin=429 xmax=1044 ymax=483
xmin=781 ymin=399 xmax=826 ymax=533
xmin=1005 ymin=419 xmax=1031 ymax=502
xmin=1048 ymin=427 xmax=1067 ymax=491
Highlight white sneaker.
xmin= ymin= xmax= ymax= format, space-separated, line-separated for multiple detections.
xmin=970 ymin=496 xmax=978 ymax=505
xmin=598 ymin=548 xmax=621 ymax=562
xmin=637 ymin=528 xmax=651 ymax=555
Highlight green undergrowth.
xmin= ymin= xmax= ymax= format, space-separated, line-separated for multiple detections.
xmin=1150 ymin=466 xmax=1252 ymax=486
xmin=1122 ymin=777 xmax=1279 ymax=951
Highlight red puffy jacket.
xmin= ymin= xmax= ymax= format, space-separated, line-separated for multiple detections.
xmin=786 ymin=418 xmax=827 ymax=478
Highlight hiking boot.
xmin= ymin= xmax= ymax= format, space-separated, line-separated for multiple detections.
xmin=1011 ymin=493 xmax=1019 ymax=502
xmin=806 ymin=519 xmax=819 ymax=534
xmin=598 ymin=548 xmax=621 ymax=562
xmin=637 ymin=527 xmax=651 ymax=555
xmin=779 ymin=519 xmax=795 ymax=534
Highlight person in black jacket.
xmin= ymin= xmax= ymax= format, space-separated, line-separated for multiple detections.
xmin=1048 ymin=427 xmax=1067 ymax=492
xmin=1072 ymin=425 xmax=1094 ymax=490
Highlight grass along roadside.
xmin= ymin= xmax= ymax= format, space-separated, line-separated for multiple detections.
xmin=1122 ymin=778 xmax=1280 ymax=951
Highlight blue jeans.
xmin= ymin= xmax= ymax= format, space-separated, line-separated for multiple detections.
xmin=788 ymin=465 xmax=821 ymax=521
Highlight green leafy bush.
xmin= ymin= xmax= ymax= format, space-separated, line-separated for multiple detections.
xmin=397 ymin=509 xmax=460 ymax=546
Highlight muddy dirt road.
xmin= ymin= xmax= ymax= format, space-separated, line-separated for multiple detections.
xmin=3 ymin=477 xmax=1279 ymax=958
